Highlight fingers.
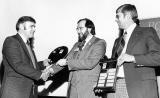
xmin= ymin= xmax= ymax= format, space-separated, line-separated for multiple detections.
xmin=94 ymin=89 xmax=103 ymax=93
xmin=117 ymin=53 xmax=135 ymax=66
xmin=41 ymin=72 xmax=49 ymax=81
xmin=56 ymin=59 xmax=67 ymax=66
xmin=117 ymin=54 xmax=124 ymax=66
xmin=43 ymin=59 xmax=51 ymax=67
xmin=41 ymin=68 xmax=54 ymax=81
xmin=48 ymin=68 xmax=54 ymax=75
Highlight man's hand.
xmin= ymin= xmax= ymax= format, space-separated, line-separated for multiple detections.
xmin=56 ymin=59 xmax=67 ymax=66
xmin=43 ymin=59 xmax=51 ymax=67
xmin=41 ymin=67 xmax=54 ymax=81
xmin=40 ymin=71 xmax=50 ymax=81
xmin=117 ymin=53 xmax=136 ymax=66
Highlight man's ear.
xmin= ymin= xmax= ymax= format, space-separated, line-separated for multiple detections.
xmin=126 ymin=12 xmax=132 ymax=20
xmin=19 ymin=23 xmax=24 ymax=30
xmin=88 ymin=28 xmax=92 ymax=33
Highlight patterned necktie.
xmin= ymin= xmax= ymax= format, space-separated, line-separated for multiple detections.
xmin=116 ymin=32 xmax=127 ymax=57
xmin=26 ymin=41 xmax=36 ymax=69
xmin=78 ymin=40 xmax=86 ymax=51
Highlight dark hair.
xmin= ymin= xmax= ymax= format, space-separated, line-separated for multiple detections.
xmin=16 ymin=16 xmax=36 ymax=31
xmin=77 ymin=18 xmax=96 ymax=35
xmin=116 ymin=4 xmax=139 ymax=25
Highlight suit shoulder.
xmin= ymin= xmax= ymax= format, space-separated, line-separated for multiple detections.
xmin=95 ymin=37 xmax=106 ymax=46
xmin=139 ymin=26 xmax=157 ymax=35
xmin=4 ymin=35 xmax=17 ymax=42
xmin=3 ymin=35 xmax=19 ymax=46
xmin=140 ymin=26 xmax=156 ymax=32
xmin=95 ymin=37 xmax=106 ymax=43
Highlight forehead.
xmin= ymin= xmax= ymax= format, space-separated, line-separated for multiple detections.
xmin=23 ymin=21 xmax=35 ymax=26
xmin=77 ymin=20 xmax=86 ymax=27
xmin=116 ymin=10 xmax=124 ymax=15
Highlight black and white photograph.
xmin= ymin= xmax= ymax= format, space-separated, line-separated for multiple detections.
xmin=0 ymin=0 xmax=160 ymax=98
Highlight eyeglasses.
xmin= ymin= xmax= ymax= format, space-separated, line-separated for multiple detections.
xmin=76 ymin=27 xmax=85 ymax=31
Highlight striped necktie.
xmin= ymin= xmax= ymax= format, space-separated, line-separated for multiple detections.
xmin=78 ymin=40 xmax=86 ymax=51
xmin=26 ymin=41 xmax=36 ymax=69
xmin=117 ymin=32 xmax=127 ymax=57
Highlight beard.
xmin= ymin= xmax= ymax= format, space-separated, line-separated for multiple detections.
xmin=78 ymin=31 xmax=89 ymax=42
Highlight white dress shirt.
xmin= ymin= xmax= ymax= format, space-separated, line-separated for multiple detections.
xmin=82 ymin=34 xmax=93 ymax=50
xmin=19 ymin=33 xmax=36 ymax=69
xmin=18 ymin=32 xmax=28 ymax=44
xmin=117 ymin=23 xmax=137 ymax=77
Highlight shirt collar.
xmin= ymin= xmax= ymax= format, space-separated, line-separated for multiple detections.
xmin=18 ymin=32 xmax=28 ymax=44
xmin=125 ymin=23 xmax=136 ymax=35
xmin=85 ymin=34 xmax=93 ymax=44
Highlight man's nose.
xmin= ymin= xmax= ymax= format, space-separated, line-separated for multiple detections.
xmin=32 ymin=27 xmax=36 ymax=31
xmin=115 ymin=18 xmax=118 ymax=23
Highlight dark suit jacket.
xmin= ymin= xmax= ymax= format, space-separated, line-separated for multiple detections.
xmin=66 ymin=36 xmax=106 ymax=98
xmin=112 ymin=26 xmax=160 ymax=98
xmin=1 ymin=34 xmax=44 ymax=98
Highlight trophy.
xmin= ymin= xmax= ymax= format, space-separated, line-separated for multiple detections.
xmin=94 ymin=57 xmax=118 ymax=94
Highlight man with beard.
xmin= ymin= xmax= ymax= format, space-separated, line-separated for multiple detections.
xmin=55 ymin=18 xmax=106 ymax=98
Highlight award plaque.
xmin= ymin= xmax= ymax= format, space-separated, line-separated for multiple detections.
xmin=94 ymin=58 xmax=118 ymax=93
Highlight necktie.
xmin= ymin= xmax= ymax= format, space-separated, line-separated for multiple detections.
xmin=26 ymin=41 xmax=36 ymax=69
xmin=78 ymin=40 xmax=86 ymax=51
xmin=117 ymin=32 xmax=127 ymax=56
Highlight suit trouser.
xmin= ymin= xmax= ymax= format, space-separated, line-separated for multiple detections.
xmin=68 ymin=82 xmax=101 ymax=98
xmin=107 ymin=79 xmax=159 ymax=98
xmin=29 ymin=85 xmax=38 ymax=98
xmin=107 ymin=78 xmax=129 ymax=98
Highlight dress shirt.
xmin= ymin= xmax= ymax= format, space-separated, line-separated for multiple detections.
xmin=117 ymin=23 xmax=137 ymax=77
xmin=82 ymin=34 xmax=93 ymax=50
xmin=18 ymin=33 xmax=36 ymax=69
xmin=18 ymin=33 xmax=28 ymax=44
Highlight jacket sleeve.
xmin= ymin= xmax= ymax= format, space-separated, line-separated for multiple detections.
xmin=134 ymin=27 xmax=160 ymax=66
xmin=67 ymin=39 xmax=106 ymax=70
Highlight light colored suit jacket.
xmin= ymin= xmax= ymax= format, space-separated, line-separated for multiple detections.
xmin=1 ymin=34 xmax=43 ymax=98
xmin=66 ymin=36 xmax=106 ymax=98
xmin=124 ymin=26 xmax=160 ymax=98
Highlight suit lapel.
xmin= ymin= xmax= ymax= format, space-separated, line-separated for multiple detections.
xmin=83 ymin=36 xmax=96 ymax=51
xmin=112 ymin=39 xmax=119 ymax=58
xmin=113 ymin=36 xmax=124 ymax=58
xmin=14 ymin=34 xmax=31 ymax=58
xmin=13 ymin=34 xmax=37 ymax=68
xmin=126 ymin=26 xmax=142 ymax=54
